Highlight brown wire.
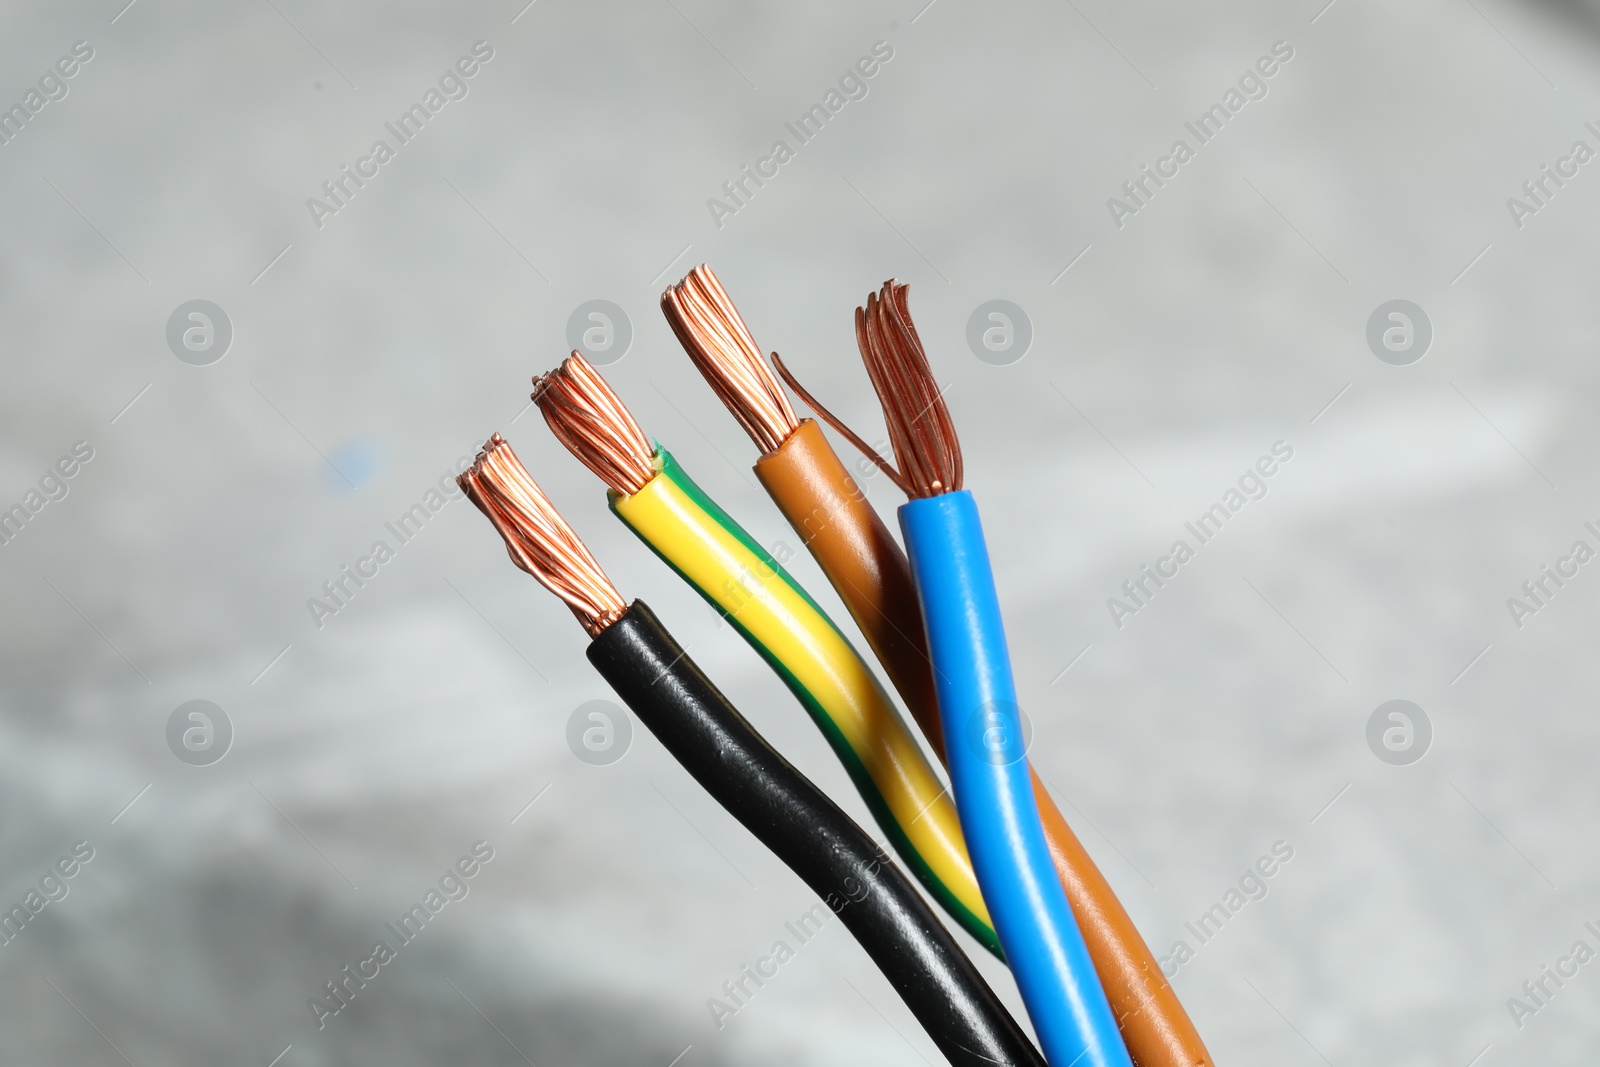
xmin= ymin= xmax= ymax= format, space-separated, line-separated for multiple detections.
xmin=770 ymin=353 xmax=912 ymax=497
xmin=532 ymin=352 xmax=655 ymax=497
xmin=754 ymin=423 xmax=1214 ymax=1067
xmin=763 ymin=307 xmax=1214 ymax=1063
xmin=661 ymin=264 xmax=800 ymax=455
xmin=457 ymin=433 xmax=627 ymax=637
xmin=773 ymin=280 xmax=961 ymax=500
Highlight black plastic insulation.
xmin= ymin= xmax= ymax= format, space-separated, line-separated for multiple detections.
xmin=586 ymin=600 xmax=1045 ymax=1067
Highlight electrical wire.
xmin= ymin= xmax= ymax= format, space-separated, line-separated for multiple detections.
xmin=665 ymin=264 xmax=1214 ymax=1067
xmin=661 ymin=264 xmax=798 ymax=455
xmin=780 ymin=280 xmax=1133 ymax=1067
xmin=532 ymin=353 xmax=1004 ymax=957
xmin=461 ymin=432 xmax=628 ymax=636
xmin=456 ymin=435 xmax=1046 ymax=1067
xmin=901 ymin=493 xmax=1129 ymax=1067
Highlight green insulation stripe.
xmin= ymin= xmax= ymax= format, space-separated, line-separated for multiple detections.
xmin=651 ymin=448 xmax=843 ymax=634
xmin=608 ymin=472 xmax=1002 ymax=958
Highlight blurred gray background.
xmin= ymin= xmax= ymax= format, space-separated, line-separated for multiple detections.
xmin=2 ymin=0 xmax=1598 ymax=1063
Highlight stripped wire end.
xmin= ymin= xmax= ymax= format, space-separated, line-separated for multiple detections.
xmin=856 ymin=280 xmax=962 ymax=498
xmin=771 ymin=280 xmax=962 ymax=499
xmin=661 ymin=264 xmax=799 ymax=455
xmin=458 ymin=433 xmax=627 ymax=637
xmin=532 ymin=352 xmax=655 ymax=497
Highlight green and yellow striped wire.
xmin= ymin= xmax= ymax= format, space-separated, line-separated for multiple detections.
xmin=608 ymin=447 xmax=1001 ymax=957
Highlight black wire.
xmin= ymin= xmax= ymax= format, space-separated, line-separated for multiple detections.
xmin=587 ymin=601 xmax=1045 ymax=1067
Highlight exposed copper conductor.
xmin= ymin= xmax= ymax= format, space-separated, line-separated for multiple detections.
xmin=661 ymin=264 xmax=800 ymax=455
xmin=458 ymin=433 xmax=628 ymax=637
xmin=772 ymin=280 xmax=963 ymax=499
xmin=532 ymin=352 xmax=656 ymax=497
xmin=770 ymin=351 xmax=910 ymax=495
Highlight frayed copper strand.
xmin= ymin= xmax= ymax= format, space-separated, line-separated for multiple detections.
xmin=458 ymin=433 xmax=627 ymax=637
xmin=856 ymin=280 xmax=961 ymax=498
xmin=770 ymin=352 xmax=911 ymax=497
xmin=771 ymin=280 xmax=961 ymax=500
xmin=532 ymin=352 xmax=655 ymax=497
xmin=662 ymin=265 xmax=800 ymax=455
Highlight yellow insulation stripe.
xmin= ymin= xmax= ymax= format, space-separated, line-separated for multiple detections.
xmin=614 ymin=470 xmax=993 ymax=933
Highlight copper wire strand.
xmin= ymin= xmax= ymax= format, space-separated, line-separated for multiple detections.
xmin=532 ymin=352 xmax=656 ymax=497
xmin=860 ymin=281 xmax=962 ymax=497
xmin=772 ymin=280 xmax=962 ymax=500
xmin=661 ymin=265 xmax=800 ymax=455
xmin=770 ymin=352 xmax=912 ymax=497
xmin=457 ymin=433 xmax=627 ymax=637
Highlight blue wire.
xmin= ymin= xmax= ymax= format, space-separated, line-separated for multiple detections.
xmin=900 ymin=490 xmax=1131 ymax=1067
